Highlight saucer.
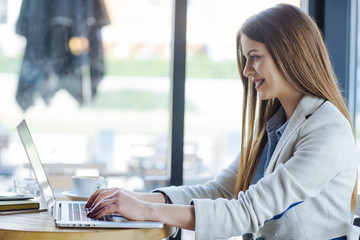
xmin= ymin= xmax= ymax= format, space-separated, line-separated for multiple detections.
xmin=62 ymin=191 xmax=89 ymax=201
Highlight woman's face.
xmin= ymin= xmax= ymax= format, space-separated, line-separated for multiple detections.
xmin=240 ymin=34 xmax=299 ymax=103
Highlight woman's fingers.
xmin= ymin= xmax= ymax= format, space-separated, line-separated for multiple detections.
xmin=85 ymin=187 xmax=118 ymax=208
xmin=87 ymin=190 xmax=145 ymax=220
xmin=87 ymin=196 xmax=118 ymax=218
xmin=85 ymin=188 xmax=106 ymax=208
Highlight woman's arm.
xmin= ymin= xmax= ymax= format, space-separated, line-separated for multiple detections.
xmin=85 ymin=188 xmax=195 ymax=230
xmin=85 ymin=154 xmax=240 ymax=231
xmin=86 ymin=187 xmax=167 ymax=207
xmin=129 ymin=190 xmax=168 ymax=204
xmin=146 ymin=203 xmax=195 ymax=230
xmin=153 ymin=154 xmax=240 ymax=205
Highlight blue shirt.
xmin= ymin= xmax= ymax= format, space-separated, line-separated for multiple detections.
xmin=253 ymin=107 xmax=289 ymax=184
xmin=252 ymin=107 xmax=305 ymax=224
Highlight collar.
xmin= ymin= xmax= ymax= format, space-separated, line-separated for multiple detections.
xmin=264 ymin=94 xmax=326 ymax=175
xmin=266 ymin=107 xmax=286 ymax=133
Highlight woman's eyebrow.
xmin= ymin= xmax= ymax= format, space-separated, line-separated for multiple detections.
xmin=246 ymin=49 xmax=259 ymax=56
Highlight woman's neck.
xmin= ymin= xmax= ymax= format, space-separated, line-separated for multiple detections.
xmin=279 ymin=93 xmax=304 ymax=120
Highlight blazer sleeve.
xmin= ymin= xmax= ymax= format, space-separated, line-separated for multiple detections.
xmin=191 ymin=103 xmax=359 ymax=239
xmin=153 ymin=153 xmax=239 ymax=205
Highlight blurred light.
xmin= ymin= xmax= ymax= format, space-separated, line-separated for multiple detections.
xmin=68 ymin=36 xmax=89 ymax=55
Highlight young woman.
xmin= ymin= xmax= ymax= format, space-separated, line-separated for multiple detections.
xmin=86 ymin=4 xmax=359 ymax=239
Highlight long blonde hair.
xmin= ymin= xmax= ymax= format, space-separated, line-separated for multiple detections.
xmin=235 ymin=4 xmax=357 ymax=212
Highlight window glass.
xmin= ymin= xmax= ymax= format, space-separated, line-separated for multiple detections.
xmin=0 ymin=0 xmax=172 ymax=193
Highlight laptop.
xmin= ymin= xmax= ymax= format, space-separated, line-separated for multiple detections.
xmin=17 ymin=119 xmax=163 ymax=229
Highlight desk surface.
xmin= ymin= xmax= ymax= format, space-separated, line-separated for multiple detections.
xmin=0 ymin=211 xmax=175 ymax=240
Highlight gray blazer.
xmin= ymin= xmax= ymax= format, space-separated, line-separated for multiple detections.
xmin=156 ymin=95 xmax=359 ymax=240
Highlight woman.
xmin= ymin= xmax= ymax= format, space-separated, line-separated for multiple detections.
xmin=86 ymin=4 xmax=359 ymax=239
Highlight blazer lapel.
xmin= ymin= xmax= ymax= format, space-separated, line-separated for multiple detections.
xmin=264 ymin=95 xmax=325 ymax=175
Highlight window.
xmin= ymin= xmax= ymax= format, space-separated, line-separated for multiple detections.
xmin=356 ymin=0 xmax=360 ymax=172
xmin=0 ymin=0 xmax=172 ymax=193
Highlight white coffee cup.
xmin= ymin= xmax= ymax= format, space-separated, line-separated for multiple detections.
xmin=72 ymin=176 xmax=108 ymax=197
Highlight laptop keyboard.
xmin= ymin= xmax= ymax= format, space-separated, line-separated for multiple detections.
xmin=68 ymin=202 xmax=106 ymax=221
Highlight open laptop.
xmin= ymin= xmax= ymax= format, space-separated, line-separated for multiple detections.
xmin=17 ymin=119 xmax=163 ymax=229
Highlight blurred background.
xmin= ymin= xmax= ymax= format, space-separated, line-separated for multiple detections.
xmin=1 ymin=0 xmax=360 ymax=239
xmin=0 ymin=0 xmax=299 ymax=189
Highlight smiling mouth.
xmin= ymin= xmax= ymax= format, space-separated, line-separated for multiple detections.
xmin=253 ymin=79 xmax=265 ymax=89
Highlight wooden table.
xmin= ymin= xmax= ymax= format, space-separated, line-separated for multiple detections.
xmin=0 ymin=211 xmax=176 ymax=240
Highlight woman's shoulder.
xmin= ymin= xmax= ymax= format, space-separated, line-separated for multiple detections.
xmin=311 ymin=99 xmax=349 ymax=126
xmin=293 ymin=95 xmax=354 ymax=145
xmin=296 ymin=95 xmax=349 ymax=127
xmin=293 ymin=96 xmax=358 ymax=167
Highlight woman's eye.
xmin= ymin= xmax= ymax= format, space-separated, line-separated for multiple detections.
xmin=250 ymin=55 xmax=260 ymax=61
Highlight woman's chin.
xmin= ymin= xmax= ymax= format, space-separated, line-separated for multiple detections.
xmin=256 ymin=93 xmax=268 ymax=100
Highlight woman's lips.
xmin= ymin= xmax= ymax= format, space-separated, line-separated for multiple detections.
xmin=253 ymin=79 xmax=265 ymax=89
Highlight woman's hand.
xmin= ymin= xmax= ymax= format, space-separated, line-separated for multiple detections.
xmin=86 ymin=187 xmax=148 ymax=220
xmin=85 ymin=187 xmax=195 ymax=231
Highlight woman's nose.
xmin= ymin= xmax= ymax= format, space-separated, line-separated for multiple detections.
xmin=243 ymin=61 xmax=254 ymax=77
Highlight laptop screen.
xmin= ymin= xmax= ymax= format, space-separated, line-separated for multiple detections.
xmin=17 ymin=119 xmax=56 ymax=211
